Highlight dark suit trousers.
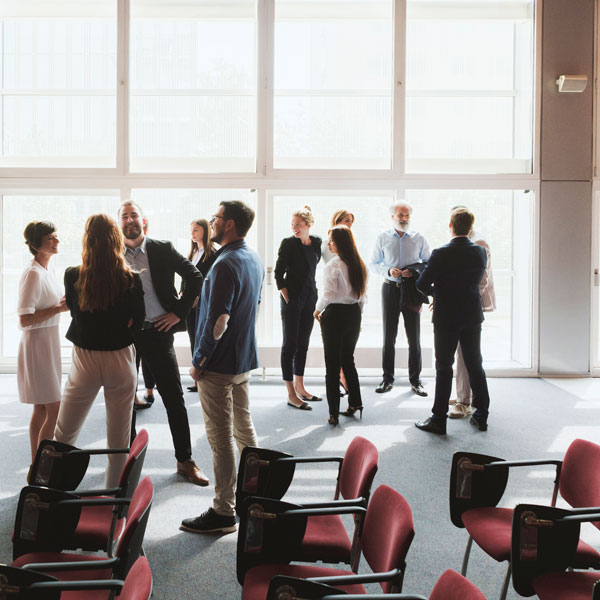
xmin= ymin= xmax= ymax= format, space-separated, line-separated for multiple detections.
xmin=432 ymin=323 xmax=490 ymax=421
xmin=133 ymin=329 xmax=192 ymax=462
xmin=185 ymin=306 xmax=197 ymax=353
xmin=381 ymin=282 xmax=422 ymax=385
xmin=320 ymin=303 xmax=362 ymax=418
xmin=280 ymin=286 xmax=317 ymax=381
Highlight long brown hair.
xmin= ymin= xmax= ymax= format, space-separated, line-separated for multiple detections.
xmin=329 ymin=225 xmax=367 ymax=298
xmin=188 ymin=218 xmax=216 ymax=262
xmin=76 ymin=214 xmax=136 ymax=312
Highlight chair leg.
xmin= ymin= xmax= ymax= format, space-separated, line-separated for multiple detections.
xmin=499 ymin=563 xmax=511 ymax=600
xmin=461 ymin=536 xmax=473 ymax=576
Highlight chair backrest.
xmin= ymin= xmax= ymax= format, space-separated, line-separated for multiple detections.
xmin=360 ymin=485 xmax=415 ymax=594
xmin=560 ymin=439 xmax=600 ymax=526
xmin=338 ymin=437 xmax=378 ymax=502
xmin=120 ymin=556 xmax=153 ymax=600
xmin=114 ymin=477 xmax=154 ymax=580
xmin=0 ymin=565 xmax=60 ymax=600
xmin=30 ymin=440 xmax=90 ymax=490
xmin=116 ymin=429 xmax=149 ymax=514
xmin=429 ymin=570 xmax=487 ymax=600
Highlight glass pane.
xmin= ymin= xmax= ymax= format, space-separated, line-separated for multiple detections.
xmin=129 ymin=1 xmax=257 ymax=173
xmin=405 ymin=189 xmax=533 ymax=367
xmin=273 ymin=1 xmax=393 ymax=169
xmin=1 ymin=5 xmax=117 ymax=167
xmin=406 ymin=3 xmax=534 ymax=174
xmin=3 ymin=194 xmax=121 ymax=358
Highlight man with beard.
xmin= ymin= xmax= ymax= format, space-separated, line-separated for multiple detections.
xmin=369 ymin=201 xmax=431 ymax=396
xmin=118 ymin=201 xmax=207 ymax=485
xmin=180 ymin=200 xmax=263 ymax=534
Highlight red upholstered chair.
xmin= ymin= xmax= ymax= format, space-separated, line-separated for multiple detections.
xmin=449 ymin=438 xmax=600 ymax=600
xmin=236 ymin=436 xmax=379 ymax=570
xmin=0 ymin=555 xmax=152 ymax=600
xmin=11 ymin=477 xmax=153 ymax=588
xmin=14 ymin=430 xmax=149 ymax=557
xmin=238 ymin=484 xmax=414 ymax=600
xmin=511 ymin=503 xmax=600 ymax=599
xmin=264 ymin=569 xmax=487 ymax=600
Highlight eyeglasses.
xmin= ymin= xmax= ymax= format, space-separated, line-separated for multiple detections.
xmin=209 ymin=214 xmax=226 ymax=223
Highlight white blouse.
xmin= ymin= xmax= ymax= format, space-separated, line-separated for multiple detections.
xmin=316 ymin=255 xmax=367 ymax=313
xmin=17 ymin=260 xmax=62 ymax=330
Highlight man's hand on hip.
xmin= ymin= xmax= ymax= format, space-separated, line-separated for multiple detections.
xmin=154 ymin=312 xmax=181 ymax=332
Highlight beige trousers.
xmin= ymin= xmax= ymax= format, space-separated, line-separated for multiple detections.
xmin=454 ymin=343 xmax=472 ymax=406
xmin=198 ymin=370 xmax=258 ymax=517
xmin=54 ymin=345 xmax=137 ymax=488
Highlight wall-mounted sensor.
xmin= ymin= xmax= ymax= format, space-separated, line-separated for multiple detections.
xmin=555 ymin=75 xmax=588 ymax=93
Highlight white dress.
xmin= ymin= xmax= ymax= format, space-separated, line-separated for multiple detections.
xmin=17 ymin=260 xmax=63 ymax=404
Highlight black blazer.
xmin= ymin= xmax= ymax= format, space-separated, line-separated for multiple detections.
xmin=64 ymin=268 xmax=145 ymax=351
xmin=416 ymin=237 xmax=486 ymax=328
xmin=274 ymin=235 xmax=321 ymax=300
xmin=180 ymin=250 xmax=218 ymax=295
xmin=145 ymin=238 xmax=202 ymax=332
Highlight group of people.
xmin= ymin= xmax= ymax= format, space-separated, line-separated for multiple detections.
xmin=16 ymin=197 xmax=494 ymax=537
xmin=274 ymin=201 xmax=495 ymax=431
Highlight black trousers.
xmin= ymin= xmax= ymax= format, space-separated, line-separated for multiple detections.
xmin=381 ymin=282 xmax=422 ymax=385
xmin=133 ymin=329 xmax=193 ymax=462
xmin=280 ymin=287 xmax=317 ymax=381
xmin=431 ymin=323 xmax=490 ymax=421
xmin=185 ymin=306 xmax=197 ymax=354
xmin=320 ymin=303 xmax=362 ymax=418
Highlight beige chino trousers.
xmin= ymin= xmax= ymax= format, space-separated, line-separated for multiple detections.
xmin=54 ymin=345 xmax=137 ymax=488
xmin=198 ymin=370 xmax=258 ymax=517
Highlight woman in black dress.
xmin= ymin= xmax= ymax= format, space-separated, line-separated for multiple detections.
xmin=275 ymin=206 xmax=322 ymax=410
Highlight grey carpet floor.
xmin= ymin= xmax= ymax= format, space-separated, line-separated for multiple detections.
xmin=1 ymin=374 xmax=599 ymax=599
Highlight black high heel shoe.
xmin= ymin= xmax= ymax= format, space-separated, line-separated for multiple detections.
xmin=328 ymin=415 xmax=339 ymax=426
xmin=340 ymin=406 xmax=363 ymax=419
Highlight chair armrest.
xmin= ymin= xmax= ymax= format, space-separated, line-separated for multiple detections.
xmin=323 ymin=596 xmax=426 ymax=600
xmin=275 ymin=456 xmax=344 ymax=465
xmin=299 ymin=498 xmax=367 ymax=509
xmin=75 ymin=487 xmax=120 ymax=497
xmin=559 ymin=510 xmax=600 ymax=523
xmin=56 ymin=498 xmax=130 ymax=508
xmin=486 ymin=459 xmax=562 ymax=469
xmin=29 ymin=579 xmax=124 ymax=592
xmin=308 ymin=568 xmax=400 ymax=586
xmin=22 ymin=557 xmax=119 ymax=572
xmin=283 ymin=506 xmax=367 ymax=518
xmin=69 ymin=448 xmax=129 ymax=456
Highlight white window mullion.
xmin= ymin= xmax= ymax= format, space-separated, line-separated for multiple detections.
xmin=262 ymin=0 xmax=274 ymax=176
xmin=392 ymin=0 xmax=406 ymax=177
xmin=116 ymin=0 xmax=130 ymax=175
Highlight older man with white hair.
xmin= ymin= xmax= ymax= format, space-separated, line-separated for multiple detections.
xmin=369 ymin=201 xmax=431 ymax=396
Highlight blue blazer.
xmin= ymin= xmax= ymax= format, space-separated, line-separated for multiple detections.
xmin=416 ymin=237 xmax=487 ymax=328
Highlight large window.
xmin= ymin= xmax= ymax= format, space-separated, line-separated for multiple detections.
xmin=1 ymin=1 xmax=117 ymax=167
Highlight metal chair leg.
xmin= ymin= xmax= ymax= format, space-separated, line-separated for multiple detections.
xmin=499 ymin=562 xmax=511 ymax=600
xmin=461 ymin=536 xmax=473 ymax=576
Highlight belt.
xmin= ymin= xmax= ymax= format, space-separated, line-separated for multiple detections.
xmin=141 ymin=321 xmax=156 ymax=330
xmin=384 ymin=279 xmax=404 ymax=288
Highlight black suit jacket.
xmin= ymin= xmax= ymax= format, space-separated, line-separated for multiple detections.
xmin=416 ymin=237 xmax=486 ymax=328
xmin=145 ymin=238 xmax=202 ymax=333
xmin=274 ymin=235 xmax=321 ymax=300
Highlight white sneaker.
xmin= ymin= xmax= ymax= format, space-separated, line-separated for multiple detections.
xmin=449 ymin=403 xmax=472 ymax=419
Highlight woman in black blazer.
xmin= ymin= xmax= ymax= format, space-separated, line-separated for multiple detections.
xmin=275 ymin=206 xmax=321 ymax=410
xmin=182 ymin=218 xmax=218 ymax=391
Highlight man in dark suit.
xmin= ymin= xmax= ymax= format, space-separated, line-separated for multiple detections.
xmin=415 ymin=207 xmax=490 ymax=434
xmin=119 ymin=201 xmax=208 ymax=484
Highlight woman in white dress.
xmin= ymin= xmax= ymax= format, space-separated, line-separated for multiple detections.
xmin=17 ymin=221 xmax=69 ymax=468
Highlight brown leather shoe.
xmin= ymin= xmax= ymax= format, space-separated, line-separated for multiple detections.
xmin=177 ymin=460 xmax=210 ymax=486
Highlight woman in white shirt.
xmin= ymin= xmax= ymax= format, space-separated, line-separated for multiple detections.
xmin=314 ymin=225 xmax=367 ymax=425
xmin=17 ymin=221 xmax=69 ymax=472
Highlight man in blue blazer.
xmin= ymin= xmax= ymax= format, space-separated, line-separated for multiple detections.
xmin=415 ymin=207 xmax=490 ymax=434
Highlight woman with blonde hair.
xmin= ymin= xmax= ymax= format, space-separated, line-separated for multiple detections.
xmin=275 ymin=206 xmax=322 ymax=410
xmin=17 ymin=221 xmax=69 ymax=476
xmin=314 ymin=225 xmax=367 ymax=425
xmin=321 ymin=209 xmax=355 ymax=263
xmin=54 ymin=214 xmax=145 ymax=487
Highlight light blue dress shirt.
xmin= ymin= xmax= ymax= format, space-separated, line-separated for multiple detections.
xmin=124 ymin=237 xmax=166 ymax=321
xmin=369 ymin=228 xmax=431 ymax=282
